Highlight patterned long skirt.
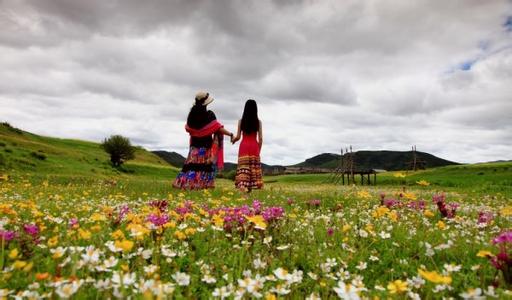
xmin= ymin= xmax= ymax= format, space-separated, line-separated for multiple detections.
xmin=173 ymin=146 xmax=216 ymax=190
xmin=235 ymin=155 xmax=263 ymax=191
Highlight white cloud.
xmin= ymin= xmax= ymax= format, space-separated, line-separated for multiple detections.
xmin=1 ymin=0 xmax=511 ymax=165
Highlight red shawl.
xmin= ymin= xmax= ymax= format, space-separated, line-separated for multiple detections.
xmin=185 ymin=120 xmax=225 ymax=170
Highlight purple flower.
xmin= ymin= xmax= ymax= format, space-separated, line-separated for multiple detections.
xmin=327 ymin=227 xmax=334 ymax=236
xmin=23 ymin=224 xmax=39 ymax=237
xmin=478 ymin=211 xmax=494 ymax=225
xmin=69 ymin=218 xmax=79 ymax=228
xmin=309 ymin=199 xmax=321 ymax=207
xmin=146 ymin=213 xmax=169 ymax=226
xmin=0 ymin=230 xmax=16 ymax=242
xmin=383 ymin=198 xmax=401 ymax=209
xmin=493 ymin=231 xmax=512 ymax=244
xmin=149 ymin=200 xmax=168 ymax=213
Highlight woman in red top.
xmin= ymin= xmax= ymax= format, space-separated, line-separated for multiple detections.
xmin=232 ymin=99 xmax=263 ymax=192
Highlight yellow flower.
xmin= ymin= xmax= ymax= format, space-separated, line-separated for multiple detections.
xmin=90 ymin=212 xmax=106 ymax=222
xmin=437 ymin=220 xmax=446 ymax=230
xmin=424 ymin=210 xmax=435 ymax=218
xmin=212 ymin=214 xmax=224 ymax=227
xmin=8 ymin=248 xmax=19 ymax=260
xmin=23 ymin=262 xmax=33 ymax=272
xmin=372 ymin=206 xmax=389 ymax=218
xmin=500 ymin=206 xmax=512 ymax=216
xmin=111 ymin=229 xmax=125 ymax=240
xmin=357 ymin=190 xmax=372 ymax=199
xmin=185 ymin=228 xmax=196 ymax=236
xmin=246 ymin=215 xmax=267 ymax=230
xmin=90 ymin=225 xmax=102 ymax=232
xmin=418 ymin=269 xmax=452 ymax=284
xmin=0 ymin=174 xmax=9 ymax=181
xmin=416 ymin=180 xmax=430 ymax=186
xmin=12 ymin=260 xmax=27 ymax=270
xmin=121 ymin=264 xmax=130 ymax=272
xmin=402 ymin=192 xmax=417 ymax=201
xmin=174 ymin=230 xmax=186 ymax=240
xmin=387 ymin=211 xmax=399 ymax=222
xmin=48 ymin=236 xmax=59 ymax=248
xmin=342 ymin=224 xmax=351 ymax=232
xmin=265 ymin=293 xmax=277 ymax=300
xmin=394 ymin=172 xmax=406 ymax=178
xmin=78 ymin=229 xmax=92 ymax=240
xmin=114 ymin=240 xmax=134 ymax=252
xmin=477 ymin=250 xmax=494 ymax=258
xmin=387 ymin=280 xmax=408 ymax=294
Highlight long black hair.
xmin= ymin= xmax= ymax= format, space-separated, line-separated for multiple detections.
xmin=187 ymin=103 xmax=214 ymax=129
xmin=240 ymin=99 xmax=259 ymax=134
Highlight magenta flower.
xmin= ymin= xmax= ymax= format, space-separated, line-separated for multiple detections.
xmin=23 ymin=224 xmax=39 ymax=237
xmin=149 ymin=200 xmax=168 ymax=213
xmin=478 ymin=211 xmax=494 ymax=225
xmin=69 ymin=218 xmax=79 ymax=228
xmin=493 ymin=231 xmax=512 ymax=244
xmin=146 ymin=213 xmax=169 ymax=227
xmin=327 ymin=227 xmax=334 ymax=236
xmin=309 ymin=199 xmax=321 ymax=207
xmin=0 ymin=230 xmax=16 ymax=242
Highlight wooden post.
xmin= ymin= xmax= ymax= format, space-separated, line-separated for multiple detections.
xmin=374 ymin=173 xmax=376 ymax=185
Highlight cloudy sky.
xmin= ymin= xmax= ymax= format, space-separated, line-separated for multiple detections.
xmin=1 ymin=0 xmax=511 ymax=165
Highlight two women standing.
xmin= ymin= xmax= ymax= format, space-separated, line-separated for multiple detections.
xmin=173 ymin=91 xmax=263 ymax=191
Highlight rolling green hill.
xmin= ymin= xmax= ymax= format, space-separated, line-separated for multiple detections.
xmin=0 ymin=122 xmax=178 ymax=180
xmin=295 ymin=151 xmax=458 ymax=170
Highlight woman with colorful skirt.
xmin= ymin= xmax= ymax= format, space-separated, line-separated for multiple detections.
xmin=232 ymin=99 xmax=263 ymax=192
xmin=173 ymin=91 xmax=234 ymax=190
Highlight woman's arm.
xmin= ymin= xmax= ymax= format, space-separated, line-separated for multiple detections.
xmin=258 ymin=120 xmax=263 ymax=149
xmin=218 ymin=127 xmax=234 ymax=138
xmin=232 ymin=120 xmax=241 ymax=144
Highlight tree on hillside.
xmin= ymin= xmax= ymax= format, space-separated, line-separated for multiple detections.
xmin=101 ymin=135 xmax=135 ymax=167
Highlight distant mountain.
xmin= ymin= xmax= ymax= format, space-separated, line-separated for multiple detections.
xmin=294 ymin=150 xmax=458 ymax=171
xmin=152 ymin=151 xmax=186 ymax=167
xmin=152 ymin=151 xmax=285 ymax=173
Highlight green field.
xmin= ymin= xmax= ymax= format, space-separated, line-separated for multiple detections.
xmin=1 ymin=123 xmax=512 ymax=298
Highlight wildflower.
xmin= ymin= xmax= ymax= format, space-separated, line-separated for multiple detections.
xmin=437 ymin=220 xmax=446 ymax=230
xmin=48 ymin=236 xmax=58 ymax=248
xmin=333 ymin=281 xmax=361 ymax=299
xmin=112 ymin=272 xmax=137 ymax=286
xmin=418 ymin=269 xmax=452 ymax=284
xmin=424 ymin=210 xmax=435 ymax=218
xmin=459 ymin=288 xmax=485 ymax=300
xmin=492 ymin=231 xmax=512 ymax=244
xmin=500 ymin=206 xmax=512 ymax=216
xmin=276 ymin=244 xmax=290 ymax=250
xmin=172 ymin=272 xmax=191 ymax=286
xmin=245 ymin=215 xmax=267 ymax=230
xmin=416 ymin=180 xmax=430 ymax=186
xmin=36 ymin=273 xmax=50 ymax=281
xmin=477 ymin=250 xmax=493 ymax=258
xmin=55 ymin=280 xmax=83 ymax=299
xmin=174 ymin=230 xmax=186 ymax=240
xmin=114 ymin=239 xmax=134 ymax=252
xmin=78 ymin=229 xmax=91 ymax=240
xmin=8 ymin=248 xmax=19 ymax=259
xmin=51 ymin=246 xmax=66 ymax=259
xmin=12 ymin=260 xmax=27 ymax=269
xmin=387 ymin=280 xmax=408 ymax=294
xmin=212 ymin=286 xmax=232 ymax=299
xmin=23 ymin=224 xmax=39 ymax=237
xmin=327 ymin=227 xmax=334 ymax=236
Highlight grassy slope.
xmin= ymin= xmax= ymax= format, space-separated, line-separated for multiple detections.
xmin=269 ymin=162 xmax=512 ymax=195
xmin=0 ymin=123 xmax=178 ymax=181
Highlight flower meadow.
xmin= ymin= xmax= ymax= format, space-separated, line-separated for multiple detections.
xmin=1 ymin=176 xmax=512 ymax=299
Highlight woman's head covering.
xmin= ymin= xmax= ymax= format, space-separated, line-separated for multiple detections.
xmin=195 ymin=91 xmax=214 ymax=106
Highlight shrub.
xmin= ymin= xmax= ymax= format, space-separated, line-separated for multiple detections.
xmin=0 ymin=142 xmax=6 ymax=147
xmin=101 ymin=135 xmax=136 ymax=167
xmin=30 ymin=151 xmax=47 ymax=160
xmin=1 ymin=122 xmax=23 ymax=134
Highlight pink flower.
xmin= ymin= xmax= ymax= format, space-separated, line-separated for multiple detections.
xmin=327 ymin=227 xmax=334 ymax=236
xmin=493 ymin=231 xmax=512 ymax=244
xmin=0 ymin=230 xmax=16 ymax=242
xmin=23 ymin=224 xmax=39 ymax=237
xmin=146 ymin=213 xmax=169 ymax=226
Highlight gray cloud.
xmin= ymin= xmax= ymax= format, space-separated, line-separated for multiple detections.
xmin=1 ymin=0 xmax=511 ymax=165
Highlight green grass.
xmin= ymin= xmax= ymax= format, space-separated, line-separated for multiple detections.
xmin=0 ymin=123 xmax=178 ymax=181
